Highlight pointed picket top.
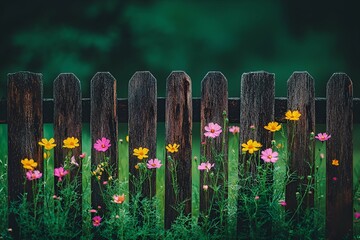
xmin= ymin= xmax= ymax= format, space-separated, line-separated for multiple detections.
xmin=165 ymin=71 xmax=192 ymax=229
xmin=53 ymin=73 xmax=82 ymax=168
xmin=285 ymin=71 xmax=315 ymax=214
xmin=128 ymin=71 xmax=157 ymax=198
xmin=7 ymin=71 xmax=43 ymax=234
xmin=326 ymin=73 xmax=353 ymax=240
xmin=200 ymin=71 xmax=228 ymax=216
xmin=90 ymin=72 xmax=118 ymax=209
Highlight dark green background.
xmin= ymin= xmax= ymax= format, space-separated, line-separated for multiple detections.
xmin=0 ymin=0 xmax=359 ymax=98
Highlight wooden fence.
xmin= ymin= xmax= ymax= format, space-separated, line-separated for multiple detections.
xmin=0 ymin=71 xmax=359 ymax=239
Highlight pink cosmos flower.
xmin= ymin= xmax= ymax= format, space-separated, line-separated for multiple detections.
xmin=255 ymin=196 xmax=260 ymax=200
xmin=279 ymin=200 xmax=287 ymax=206
xmin=314 ymin=133 xmax=331 ymax=142
xmin=80 ymin=152 xmax=86 ymax=158
xmin=355 ymin=212 xmax=360 ymax=219
xmin=147 ymin=159 xmax=163 ymax=169
xmin=89 ymin=209 xmax=97 ymax=213
xmin=26 ymin=170 xmax=42 ymax=181
xmin=204 ymin=122 xmax=222 ymax=138
xmin=229 ymin=126 xmax=240 ymax=134
xmin=54 ymin=167 xmax=69 ymax=181
xmin=112 ymin=194 xmax=125 ymax=204
xmin=92 ymin=216 xmax=102 ymax=227
xmin=198 ymin=162 xmax=215 ymax=172
xmin=94 ymin=137 xmax=111 ymax=152
xmin=261 ymin=148 xmax=279 ymax=163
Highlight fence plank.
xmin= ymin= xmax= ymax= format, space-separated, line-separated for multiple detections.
xmin=200 ymin=72 xmax=228 ymax=217
xmin=7 ymin=71 xmax=43 ymax=233
xmin=286 ymin=72 xmax=315 ymax=215
xmin=326 ymin=73 xmax=353 ymax=240
xmin=237 ymin=71 xmax=275 ymax=236
xmin=164 ymin=71 xmax=192 ymax=229
xmin=90 ymin=72 xmax=118 ymax=209
xmin=128 ymin=71 xmax=157 ymax=198
xmin=54 ymin=73 xmax=82 ymax=174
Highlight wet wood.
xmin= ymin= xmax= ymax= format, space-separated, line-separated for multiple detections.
xmin=164 ymin=71 xmax=192 ymax=229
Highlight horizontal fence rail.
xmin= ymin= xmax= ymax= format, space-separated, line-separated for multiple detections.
xmin=1 ymin=97 xmax=360 ymax=124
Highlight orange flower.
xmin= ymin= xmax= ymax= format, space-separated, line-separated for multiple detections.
xmin=332 ymin=159 xmax=339 ymax=166
xmin=112 ymin=194 xmax=125 ymax=204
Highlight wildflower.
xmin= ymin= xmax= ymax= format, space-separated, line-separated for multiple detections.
xmin=198 ymin=162 xmax=215 ymax=172
xmin=204 ymin=122 xmax=222 ymax=138
xmin=285 ymin=110 xmax=301 ymax=121
xmin=332 ymin=177 xmax=337 ymax=181
xmin=43 ymin=152 xmax=50 ymax=159
xmin=133 ymin=147 xmax=149 ymax=160
xmin=89 ymin=209 xmax=97 ymax=213
xmin=264 ymin=122 xmax=281 ymax=132
xmin=315 ymin=133 xmax=331 ymax=142
xmin=26 ymin=170 xmax=42 ymax=180
xmin=147 ymin=159 xmax=163 ymax=169
xmin=229 ymin=126 xmax=240 ymax=134
xmin=135 ymin=164 xmax=140 ymax=170
xmin=255 ymin=196 xmax=260 ymax=200
xmin=97 ymin=205 xmax=102 ymax=209
xmin=53 ymin=195 xmax=58 ymax=199
xmin=103 ymin=181 xmax=108 ymax=185
xmin=63 ymin=137 xmax=80 ymax=149
xmin=8 ymin=228 xmax=12 ymax=232
xmin=80 ymin=153 xmax=86 ymax=158
xmin=54 ymin=167 xmax=69 ymax=181
xmin=21 ymin=158 xmax=37 ymax=171
xmin=92 ymin=216 xmax=102 ymax=227
xmin=332 ymin=159 xmax=339 ymax=166
xmin=279 ymin=200 xmax=287 ymax=206
xmin=94 ymin=137 xmax=111 ymax=152
xmin=112 ymin=194 xmax=125 ymax=204
xmin=126 ymin=136 xmax=129 ymax=142
xmin=241 ymin=140 xmax=262 ymax=154
xmin=166 ymin=143 xmax=180 ymax=153
xmin=38 ymin=138 xmax=56 ymax=150
xmin=261 ymin=148 xmax=279 ymax=163
xmin=355 ymin=212 xmax=360 ymax=219
xmin=203 ymin=185 xmax=209 ymax=191
xmin=201 ymin=141 xmax=206 ymax=145
xmin=276 ymin=143 xmax=283 ymax=149
xmin=70 ymin=156 xmax=79 ymax=167
xmin=250 ymin=125 xmax=256 ymax=130
xmin=115 ymin=215 xmax=120 ymax=219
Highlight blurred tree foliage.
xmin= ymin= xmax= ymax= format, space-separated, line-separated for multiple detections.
xmin=0 ymin=0 xmax=358 ymax=98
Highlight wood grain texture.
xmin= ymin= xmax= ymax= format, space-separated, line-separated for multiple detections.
xmin=128 ymin=71 xmax=157 ymax=198
xmin=285 ymin=72 xmax=315 ymax=214
xmin=7 ymin=71 xmax=43 ymax=231
xmin=164 ymin=71 xmax=192 ymax=229
xmin=326 ymin=73 xmax=353 ymax=240
xmin=90 ymin=72 xmax=118 ymax=208
xmin=54 ymin=73 xmax=82 ymax=172
xmin=239 ymin=71 xmax=275 ymax=165
xmin=200 ymin=72 xmax=228 ymax=215
xmin=237 ymin=71 xmax=275 ymax=237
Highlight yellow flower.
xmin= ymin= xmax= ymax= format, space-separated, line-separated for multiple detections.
xmin=38 ymin=138 xmax=56 ymax=150
xmin=166 ymin=143 xmax=180 ymax=153
xmin=135 ymin=164 xmax=140 ymax=170
xmin=285 ymin=110 xmax=301 ymax=121
xmin=21 ymin=158 xmax=37 ymax=170
xmin=332 ymin=159 xmax=339 ymax=166
xmin=264 ymin=122 xmax=282 ymax=132
xmin=63 ymin=137 xmax=80 ymax=149
xmin=126 ymin=136 xmax=129 ymax=142
xmin=241 ymin=140 xmax=262 ymax=154
xmin=133 ymin=147 xmax=149 ymax=160
xmin=43 ymin=152 xmax=51 ymax=159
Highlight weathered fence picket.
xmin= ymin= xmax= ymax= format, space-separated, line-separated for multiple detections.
xmin=90 ymin=72 xmax=118 ymax=209
xmin=200 ymin=72 xmax=228 ymax=217
xmin=237 ymin=71 xmax=275 ymax=236
xmin=7 ymin=71 xmax=43 ymax=234
xmin=326 ymin=73 xmax=353 ymax=240
xmin=128 ymin=71 xmax=157 ymax=198
xmin=164 ymin=71 xmax=193 ymax=229
xmin=1 ymin=70 xmax=359 ymax=239
xmin=285 ymin=72 xmax=315 ymax=218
